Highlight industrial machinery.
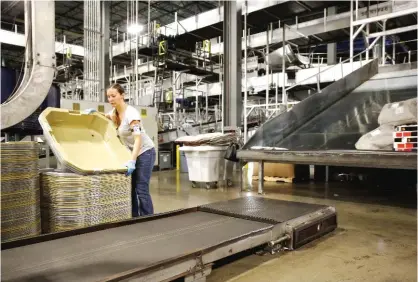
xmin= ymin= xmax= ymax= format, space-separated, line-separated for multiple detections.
xmin=1 ymin=0 xmax=55 ymax=131
xmin=238 ymin=60 xmax=418 ymax=193
xmin=2 ymin=196 xmax=337 ymax=282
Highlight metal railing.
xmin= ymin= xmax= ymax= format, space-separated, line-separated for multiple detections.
xmin=261 ymin=42 xmax=392 ymax=124
xmin=285 ymin=44 xmax=379 ymax=95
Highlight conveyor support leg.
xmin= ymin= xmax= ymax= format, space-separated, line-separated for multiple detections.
xmin=258 ymin=161 xmax=264 ymax=194
xmin=185 ymin=265 xmax=212 ymax=282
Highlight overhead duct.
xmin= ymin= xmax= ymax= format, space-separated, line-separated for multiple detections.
xmin=1 ymin=0 xmax=55 ymax=130
xmin=4 ymin=0 xmax=33 ymax=102
xmin=268 ymin=45 xmax=310 ymax=70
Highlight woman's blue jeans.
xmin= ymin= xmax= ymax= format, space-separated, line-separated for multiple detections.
xmin=131 ymin=148 xmax=155 ymax=217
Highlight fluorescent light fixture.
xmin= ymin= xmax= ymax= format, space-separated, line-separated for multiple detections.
xmin=127 ymin=24 xmax=143 ymax=34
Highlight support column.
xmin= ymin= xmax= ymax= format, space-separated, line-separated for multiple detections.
xmin=258 ymin=161 xmax=264 ymax=194
xmin=349 ymin=0 xmax=354 ymax=67
xmin=327 ymin=7 xmax=337 ymax=65
xmin=223 ymin=0 xmax=242 ymax=128
xmin=100 ymin=1 xmax=110 ymax=101
xmin=381 ymin=20 xmax=387 ymax=65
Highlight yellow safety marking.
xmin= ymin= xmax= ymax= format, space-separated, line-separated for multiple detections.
xmin=158 ymin=40 xmax=166 ymax=55
xmin=176 ymin=170 xmax=180 ymax=193
xmin=66 ymin=47 xmax=72 ymax=59
xmin=141 ymin=109 xmax=147 ymax=117
xmin=203 ymin=39 xmax=211 ymax=52
xmin=176 ymin=145 xmax=180 ymax=171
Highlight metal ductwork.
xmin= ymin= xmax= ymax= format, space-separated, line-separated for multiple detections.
xmin=1 ymin=0 xmax=55 ymax=130
xmin=6 ymin=0 xmax=33 ymax=100
xmin=269 ymin=45 xmax=310 ymax=69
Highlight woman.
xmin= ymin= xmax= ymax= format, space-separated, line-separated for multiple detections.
xmin=85 ymin=83 xmax=155 ymax=217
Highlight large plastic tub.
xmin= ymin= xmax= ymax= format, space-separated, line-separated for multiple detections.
xmin=39 ymin=107 xmax=131 ymax=174
xmin=180 ymin=146 xmax=232 ymax=188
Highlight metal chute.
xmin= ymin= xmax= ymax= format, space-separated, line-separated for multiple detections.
xmin=1 ymin=0 xmax=55 ymax=130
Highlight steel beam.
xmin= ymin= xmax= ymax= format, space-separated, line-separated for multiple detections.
xmin=237 ymin=149 xmax=417 ymax=170
xmin=243 ymin=0 xmax=248 ymax=143
xmin=352 ymin=7 xmax=418 ymax=26
xmin=222 ymin=0 xmax=242 ymax=128
xmin=353 ymin=23 xmax=366 ymax=39
xmin=368 ymin=24 xmax=418 ymax=39
xmin=326 ymin=7 xmax=337 ymax=65
xmin=112 ymin=0 xmax=289 ymax=57
xmin=0 ymin=29 xmax=85 ymax=56
xmin=349 ymin=0 xmax=354 ymax=66
xmin=100 ymin=1 xmax=110 ymax=100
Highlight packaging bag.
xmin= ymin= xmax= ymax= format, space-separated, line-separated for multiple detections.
xmin=355 ymin=124 xmax=394 ymax=150
xmin=378 ymin=98 xmax=417 ymax=126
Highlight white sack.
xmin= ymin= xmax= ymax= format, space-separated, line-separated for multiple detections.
xmin=378 ymin=98 xmax=417 ymax=126
xmin=355 ymin=124 xmax=394 ymax=150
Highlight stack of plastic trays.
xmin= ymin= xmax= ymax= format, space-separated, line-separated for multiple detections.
xmin=393 ymin=124 xmax=417 ymax=152
xmin=1 ymin=142 xmax=41 ymax=242
xmin=41 ymin=171 xmax=131 ymax=233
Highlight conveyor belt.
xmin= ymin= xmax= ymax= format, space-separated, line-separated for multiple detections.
xmin=240 ymin=61 xmax=418 ymax=169
xmin=200 ymin=197 xmax=328 ymax=224
xmin=1 ymin=197 xmax=337 ymax=282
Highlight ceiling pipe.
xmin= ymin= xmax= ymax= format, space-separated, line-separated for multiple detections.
xmin=1 ymin=0 xmax=56 ymax=130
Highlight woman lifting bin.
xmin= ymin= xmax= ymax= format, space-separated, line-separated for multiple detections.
xmin=85 ymin=83 xmax=155 ymax=217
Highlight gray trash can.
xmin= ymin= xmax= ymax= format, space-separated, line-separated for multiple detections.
xmin=180 ymin=151 xmax=188 ymax=173
xmin=159 ymin=151 xmax=172 ymax=170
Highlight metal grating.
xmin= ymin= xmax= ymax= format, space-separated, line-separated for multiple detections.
xmin=199 ymin=197 xmax=328 ymax=224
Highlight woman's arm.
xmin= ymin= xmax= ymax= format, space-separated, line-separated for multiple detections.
xmin=130 ymin=120 xmax=142 ymax=160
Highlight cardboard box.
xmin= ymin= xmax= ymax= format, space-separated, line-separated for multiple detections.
xmin=252 ymin=162 xmax=295 ymax=178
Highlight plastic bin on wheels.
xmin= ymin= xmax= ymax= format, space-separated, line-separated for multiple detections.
xmin=180 ymin=146 xmax=233 ymax=189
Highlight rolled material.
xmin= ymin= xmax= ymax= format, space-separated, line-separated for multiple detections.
xmin=1 ymin=142 xmax=41 ymax=242
xmin=41 ymin=171 xmax=131 ymax=233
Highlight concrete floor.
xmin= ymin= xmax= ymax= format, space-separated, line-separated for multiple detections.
xmin=150 ymin=170 xmax=417 ymax=282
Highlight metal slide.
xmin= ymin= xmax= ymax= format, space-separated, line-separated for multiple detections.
xmin=0 ymin=0 xmax=55 ymax=130
xmin=238 ymin=61 xmax=417 ymax=169
xmin=1 ymin=197 xmax=337 ymax=282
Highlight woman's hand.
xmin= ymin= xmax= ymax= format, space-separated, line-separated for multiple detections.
xmin=125 ymin=160 xmax=136 ymax=176
xmin=83 ymin=108 xmax=97 ymax=114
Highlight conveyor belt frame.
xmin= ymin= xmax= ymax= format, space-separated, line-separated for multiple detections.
xmin=2 ymin=198 xmax=337 ymax=282
xmin=238 ymin=149 xmax=417 ymax=194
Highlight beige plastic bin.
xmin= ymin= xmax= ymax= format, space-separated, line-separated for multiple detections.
xmin=39 ymin=107 xmax=131 ymax=174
